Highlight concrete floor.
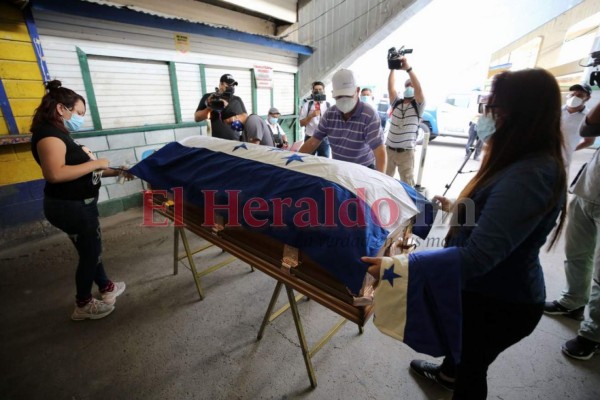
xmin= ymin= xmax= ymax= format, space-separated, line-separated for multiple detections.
xmin=1 ymin=140 xmax=599 ymax=400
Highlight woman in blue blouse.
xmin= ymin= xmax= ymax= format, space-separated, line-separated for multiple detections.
xmin=363 ymin=68 xmax=567 ymax=399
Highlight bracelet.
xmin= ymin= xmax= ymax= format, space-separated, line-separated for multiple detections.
xmin=406 ymin=67 xmax=413 ymax=73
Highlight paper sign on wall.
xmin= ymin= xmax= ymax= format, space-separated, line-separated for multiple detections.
xmin=175 ymin=34 xmax=189 ymax=53
xmin=254 ymin=66 xmax=273 ymax=88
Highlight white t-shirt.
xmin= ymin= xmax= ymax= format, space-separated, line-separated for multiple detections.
xmin=299 ymin=101 xmax=329 ymax=137
xmin=561 ymin=106 xmax=587 ymax=169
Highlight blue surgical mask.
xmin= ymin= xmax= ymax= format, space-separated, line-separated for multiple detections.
xmin=269 ymin=117 xmax=278 ymax=124
xmin=64 ymin=114 xmax=85 ymax=132
xmin=476 ymin=114 xmax=496 ymax=142
xmin=360 ymin=96 xmax=370 ymax=103
xmin=403 ymin=87 xmax=415 ymax=98
xmin=230 ymin=120 xmax=244 ymax=132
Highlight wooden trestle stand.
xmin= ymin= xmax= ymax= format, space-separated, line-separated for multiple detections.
xmin=151 ymin=192 xmax=411 ymax=388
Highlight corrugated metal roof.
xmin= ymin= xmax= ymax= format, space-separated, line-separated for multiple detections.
xmin=31 ymin=0 xmax=312 ymax=54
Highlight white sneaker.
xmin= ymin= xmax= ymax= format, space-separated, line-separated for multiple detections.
xmin=71 ymin=298 xmax=115 ymax=321
xmin=101 ymin=281 xmax=126 ymax=305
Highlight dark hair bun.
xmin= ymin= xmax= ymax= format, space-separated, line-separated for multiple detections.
xmin=45 ymin=80 xmax=63 ymax=92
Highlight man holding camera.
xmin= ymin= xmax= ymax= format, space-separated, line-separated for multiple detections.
xmin=385 ymin=53 xmax=425 ymax=186
xmin=544 ymin=98 xmax=600 ymax=360
xmin=299 ymin=81 xmax=331 ymax=157
xmin=299 ymin=69 xmax=386 ymax=172
xmin=194 ymin=74 xmax=248 ymax=141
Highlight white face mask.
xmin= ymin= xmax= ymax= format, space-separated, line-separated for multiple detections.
xmin=566 ymin=96 xmax=584 ymax=108
xmin=336 ymin=97 xmax=357 ymax=113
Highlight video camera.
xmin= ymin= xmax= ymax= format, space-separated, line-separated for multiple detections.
xmin=305 ymin=92 xmax=326 ymax=102
xmin=589 ymin=50 xmax=600 ymax=87
xmin=388 ymin=46 xmax=413 ymax=70
xmin=208 ymin=86 xmax=234 ymax=111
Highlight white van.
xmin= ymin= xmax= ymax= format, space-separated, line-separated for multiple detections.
xmin=430 ymin=91 xmax=488 ymax=138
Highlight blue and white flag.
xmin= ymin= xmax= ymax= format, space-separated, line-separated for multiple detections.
xmin=373 ymin=248 xmax=462 ymax=361
xmin=130 ymin=136 xmax=420 ymax=295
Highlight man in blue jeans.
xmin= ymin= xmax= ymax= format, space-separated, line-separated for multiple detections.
xmin=544 ymin=100 xmax=600 ymax=360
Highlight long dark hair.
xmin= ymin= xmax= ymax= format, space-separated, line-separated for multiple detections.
xmin=449 ymin=68 xmax=566 ymax=248
xmin=30 ymin=80 xmax=86 ymax=134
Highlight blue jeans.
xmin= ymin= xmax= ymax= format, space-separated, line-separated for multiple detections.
xmin=44 ymin=196 xmax=110 ymax=303
xmin=305 ymin=135 xmax=330 ymax=158
xmin=558 ymin=196 xmax=600 ymax=342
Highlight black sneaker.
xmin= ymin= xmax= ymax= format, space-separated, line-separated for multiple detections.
xmin=543 ymin=300 xmax=584 ymax=321
xmin=562 ymin=336 xmax=600 ymax=360
xmin=409 ymin=359 xmax=455 ymax=391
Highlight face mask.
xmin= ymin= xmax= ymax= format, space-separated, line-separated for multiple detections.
xmin=268 ymin=117 xmax=278 ymax=124
xmin=360 ymin=96 xmax=370 ymax=103
xmin=476 ymin=114 xmax=496 ymax=142
xmin=64 ymin=113 xmax=85 ymax=132
xmin=566 ymin=96 xmax=583 ymax=108
xmin=403 ymin=87 xmax=415 ymax=98
xmin=230 ymin=120 xmax=244 ymax=132
xmin=336 ymin=97 xmax=357 ymax=113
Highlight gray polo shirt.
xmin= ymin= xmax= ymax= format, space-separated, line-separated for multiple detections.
xmin=243 ymin=114 xmax=274 ymax=146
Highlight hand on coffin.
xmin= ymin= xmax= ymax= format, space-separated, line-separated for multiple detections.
xmin=432 ymin=195 xmax=454 ymax=212
xmin=362 ymin=256 xmax=390 ymax=281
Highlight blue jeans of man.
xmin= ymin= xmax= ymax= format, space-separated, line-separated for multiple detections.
xmin=44 ymin=196 xmax=110 ymax=303
xmin=558 ymin=196 xmax=600 ymax=342
xmin=465 ymin=123 xmax=483 ymax=160
xmin=305 ymin=135 xmax=330 ymax=158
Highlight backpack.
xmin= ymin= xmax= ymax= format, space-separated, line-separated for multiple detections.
xmin=391 ymin=98 xmax=420 ymax=116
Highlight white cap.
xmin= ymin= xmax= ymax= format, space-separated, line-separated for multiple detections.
xmin=332 ymin=69 xmax=358 ymax=97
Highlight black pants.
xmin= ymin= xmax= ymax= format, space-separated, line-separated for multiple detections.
xmin=440 ymin=291 xmax=544 ymax=400
xmin=44 ymin=196 xmax=110 ymax=303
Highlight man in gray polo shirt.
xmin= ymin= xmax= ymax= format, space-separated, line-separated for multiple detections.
xmin=242 ymin=114 xmax=274 ymax=146
xmin=299 ymin=69 xmax=386 ymax=172
xmin=385 ymin=56 xmax=425 ymax=185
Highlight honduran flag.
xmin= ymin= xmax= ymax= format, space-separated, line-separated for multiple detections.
xmin=374 ymin=248 xmax=462 ymax=362
xmin=130 ymin=136 xmax=424 ymax=295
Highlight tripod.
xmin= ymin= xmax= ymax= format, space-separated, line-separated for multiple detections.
xmin=442 ymin=146 xmax=479 ymax=197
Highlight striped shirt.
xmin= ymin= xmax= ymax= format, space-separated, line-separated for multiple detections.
xmin=386 ymin=97 xmax=425 ymax=149
xmin=313 ymin=101 xmax=383 ymax=166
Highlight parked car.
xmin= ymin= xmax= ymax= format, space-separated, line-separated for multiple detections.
xmin=422 ymin=91 xmax=487 ymax=140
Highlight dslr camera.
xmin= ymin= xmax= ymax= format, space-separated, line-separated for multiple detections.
xmin=305 ymin=92 xmax=326 ymax=102
xmin=209 ymin=86 xmax=234 ymax=111
xmin=388 ymin=46 xmax=413 ymax=70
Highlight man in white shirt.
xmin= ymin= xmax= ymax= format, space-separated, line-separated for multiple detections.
xmin=545 ymin=98 xmax=600 ymax=360
xmin=562 ymin=83 xmax=593 ymax=170
xmin=299 ymin=81 xmax=331 ymax=157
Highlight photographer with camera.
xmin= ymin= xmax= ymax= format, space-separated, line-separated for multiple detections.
xmin=299 ymin=81 xmax=331 ymax=157
xmin=194 ymin=74 xmax=248 ymax=141
xmin=544 ymin=96 xmax=600 ymax=361
xmin=266 ymin=107 xmax=288 ymax=149
xmin=385 ymin=47 xmax=425 ymax=186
